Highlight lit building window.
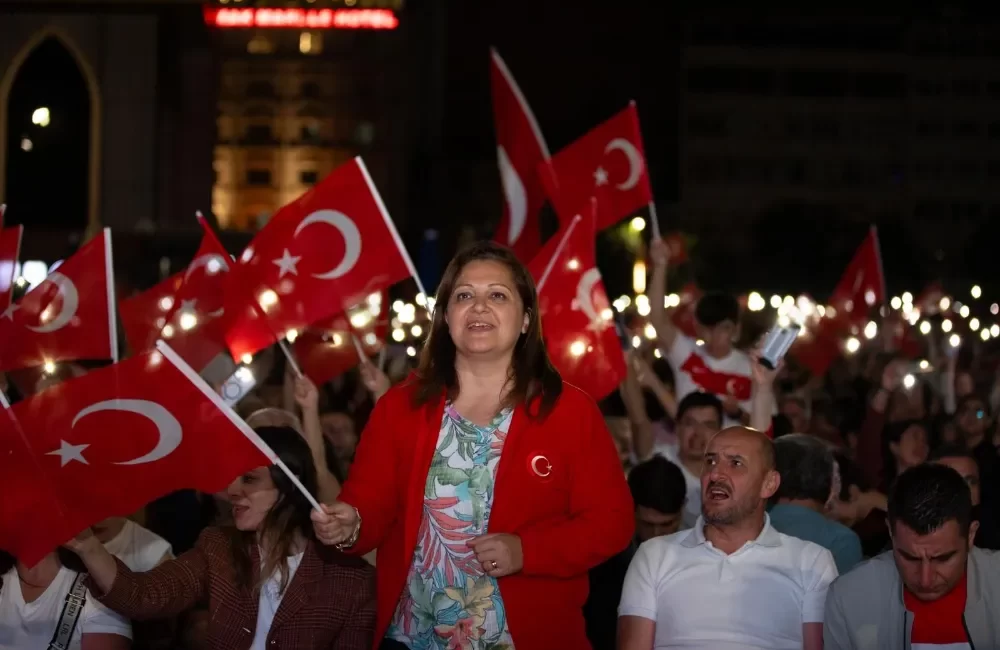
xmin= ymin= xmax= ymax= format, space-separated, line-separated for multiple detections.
xmin=247 ymin=34 xmax=274 ymax=54
xmin=299 ymin=32 xmax=323 ymax=55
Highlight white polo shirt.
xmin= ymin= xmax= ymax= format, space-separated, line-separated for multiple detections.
xmin=619 ymin=515 xmax=837 ymax=650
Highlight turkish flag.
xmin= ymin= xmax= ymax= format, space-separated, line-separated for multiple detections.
xmin=790 ymin=318 xmax=843 ymax=377
xmin=222 ymin=157 xmax=415 ymax=360
xmin=527 ymin=203 xmax=626 ymax=400
xmin=158 ymin=214 xmax=232 ymax=372
xmin=0 ymin=343 xmax=275 ymax=565
xmin=119 ymin=273 xmax=184 ymax=356
xmin=539 ymin=102 xmax=652 ymax=231
xmin=829 ymin=226 xmax=885 ymax=328
xmin=293 ymin=291 xmax=388 ymax=385
xmin=0 ymin=225 xmax=23 ymax=311
xmin=490 ymin=48 xmax=551 ymax=261
xmin=0 ymin=229 xmax=117 ymax=372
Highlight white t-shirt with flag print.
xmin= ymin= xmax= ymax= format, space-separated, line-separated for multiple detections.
xmin=664 ymin=334 xmax=753 ymax=427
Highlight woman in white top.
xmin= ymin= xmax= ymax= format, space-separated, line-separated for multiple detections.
xmin=0 ymin=548 xmax=131 ymax=650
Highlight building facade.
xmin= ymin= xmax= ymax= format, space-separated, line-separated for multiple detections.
xmin=206 ymin=0 xmax=410 ymax=232
xmin=0 ymin=0 xmax=217 ymax=270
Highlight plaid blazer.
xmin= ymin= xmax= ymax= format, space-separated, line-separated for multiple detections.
xmin=89 ymin=526 xmax=376 ymax=650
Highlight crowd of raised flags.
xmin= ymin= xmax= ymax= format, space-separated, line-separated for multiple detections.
xmin=0 ymin=47 xmax=925 ymax=566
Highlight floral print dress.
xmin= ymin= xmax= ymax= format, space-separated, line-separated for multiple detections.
xmin=385 ymin=404 xmax=515 ymax=650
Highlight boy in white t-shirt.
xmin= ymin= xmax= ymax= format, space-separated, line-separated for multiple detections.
xmin=647 ymin=238 xmax=753 ymax=428
xmin=0 ymin=551 xmax=131 ymax=650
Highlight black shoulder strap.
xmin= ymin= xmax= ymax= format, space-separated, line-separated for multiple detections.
xmin=48 ymin=571 xmax=88 ymax=650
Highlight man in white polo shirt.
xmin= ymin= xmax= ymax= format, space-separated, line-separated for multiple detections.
xmin=618 ymin=426 xmax=837 ymax=650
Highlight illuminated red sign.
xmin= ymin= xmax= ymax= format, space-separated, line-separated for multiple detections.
xmin=203 ymin=7 xmax=399 ymax=30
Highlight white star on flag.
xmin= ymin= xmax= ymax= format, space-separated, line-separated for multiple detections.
xmin=2 ymin=303 xmax=18 ymax=320
xmin=593 ymin=166 xmax=609 ymax=186
xmin=45 ymin=440 xmax=90 ymax=467
xmin=179 ymin=299 xmax=198 ymax=312
xmin=272 ymin=249 xmax=301 ymax=278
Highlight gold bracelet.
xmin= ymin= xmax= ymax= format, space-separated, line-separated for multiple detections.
xmin=335 ymin=507 xmax=362 ymax=551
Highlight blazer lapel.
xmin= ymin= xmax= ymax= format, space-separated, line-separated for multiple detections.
xmin=487 ymin=404 xmax=530 ymax=532
xmin=269 ymin=542 xmax=324 ymax=634
xmin=402 ymin=395 xmax=446 ymax=550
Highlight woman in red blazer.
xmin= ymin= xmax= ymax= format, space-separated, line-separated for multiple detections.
xmin=313 ymin=241 xmax=634 ymax=650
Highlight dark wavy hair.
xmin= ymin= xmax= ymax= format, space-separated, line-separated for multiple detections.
xmin=414 ymin=241 xmax=562 ymax=419
xmin=227 ymin=426 xmax=319 ymax=593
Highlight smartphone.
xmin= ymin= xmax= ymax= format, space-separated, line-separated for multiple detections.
xmin=759 ymin=324 xmax=801 ymax=370
xmin=219 ymin=365 xmax=257 ymax=407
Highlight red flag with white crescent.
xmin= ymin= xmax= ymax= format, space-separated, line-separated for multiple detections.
xmin=489 ymin=48 xmax=550 ymax=261
xmin=158 ymin=214 xmax=232 ymax=372
xmin=539 ymin=102 xmax=652 ymax=231
xmin=527 ymin=204 xmax=626 ymax=400
xmin=828 ymin=226 xmax=885 ymax=328
xmin=0 ymin=229 xmax=117 ymax=372
xmin=222 ymin=157 xmax=417 ymax=360
xmin=0 ymin=343 xmax=274 ymax=566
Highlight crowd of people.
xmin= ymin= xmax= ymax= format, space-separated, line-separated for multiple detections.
xmin=1 ymin=235 xmax=998 ymax=650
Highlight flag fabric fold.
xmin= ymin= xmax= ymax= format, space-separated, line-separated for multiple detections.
xmin=489 ymin=48 xmax=550 ymax=261
xmin=527 ymin=204 xmax=626 ymax=400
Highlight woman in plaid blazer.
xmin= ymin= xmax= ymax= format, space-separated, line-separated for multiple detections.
xmin=66 ymin=425 xmax=376 ymax=649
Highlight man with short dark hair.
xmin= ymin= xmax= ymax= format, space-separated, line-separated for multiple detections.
xmin=585 ymin=456 xmax=686 ymax=650
xmin=824 ymin=464 xmax=1000 ymax=650
xmin=770 ymin=434 xmax=863 ymax=573
xmin=646 ymin=391 xmax=723 ymax=528
xmin=619 ymin=427 xmax=835 ymax=650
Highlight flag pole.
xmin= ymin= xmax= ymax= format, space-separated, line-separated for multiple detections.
xmin=276 ymin=338 xmax=303 ymax=378
xmin=156 ymin=340 xmax=322 ymax=511
xmin=103 ymin=228 xmax=119 ymax=363
xmin=536 ymin=214 xmax=583 ymax=294
xmin=351 ymin=333 xmax=367 ymax=363
xmin=647 ymin=200 xmax=661 ymax=241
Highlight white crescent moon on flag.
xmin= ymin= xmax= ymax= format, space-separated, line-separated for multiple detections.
xmin=26 ymin=272 xmax=79 ymax=333
xmin=73 ymin=399 xmax=183 ymax=466
xmin=604 ymin=138 xmax=644 ymax=191
xmin=575 ymin=268 xmax=602 ymax=324
xmin=293 ymin=210 xmax=362 ymax=280
xmin=725 ymin=379 xmax=738 ymax=397
xmin=497 ymin=145 xmax=527 ymax=245
xmin=184 ymin=253 xmax=230 ymax=280
xmin=184 ymin=254 xmax=230 ymax=317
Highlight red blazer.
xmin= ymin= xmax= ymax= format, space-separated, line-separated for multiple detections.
xmin=339 ymin=379 xmax=635 ymax=650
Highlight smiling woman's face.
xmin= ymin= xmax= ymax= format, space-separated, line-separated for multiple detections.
xmin=445 ymin=260 xmax=528 ymax=361
xmin=226 ymin=466 xmax=279 ymax=531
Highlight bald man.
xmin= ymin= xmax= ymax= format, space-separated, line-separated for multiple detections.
xmin=618 ymin=427 xmax=838 ymax=650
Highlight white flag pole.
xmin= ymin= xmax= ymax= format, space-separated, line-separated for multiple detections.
xmin=355 ymin=157 xmax=429 ymax=304
xmin=535 ymin=214 xmax=582 ymax=294
xmin=103 ymin=228 xmax=119 ymax=363
xmin=276 ymin=338 xmax=303 ymax=378
xmin=647 ymin=201 xmax=661 ymax=241
xmin=155 ymin=340 xmax=322 ymax=511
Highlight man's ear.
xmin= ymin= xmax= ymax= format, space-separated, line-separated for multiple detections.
xmin=761 ymin=469 xmax=781 ymax=500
